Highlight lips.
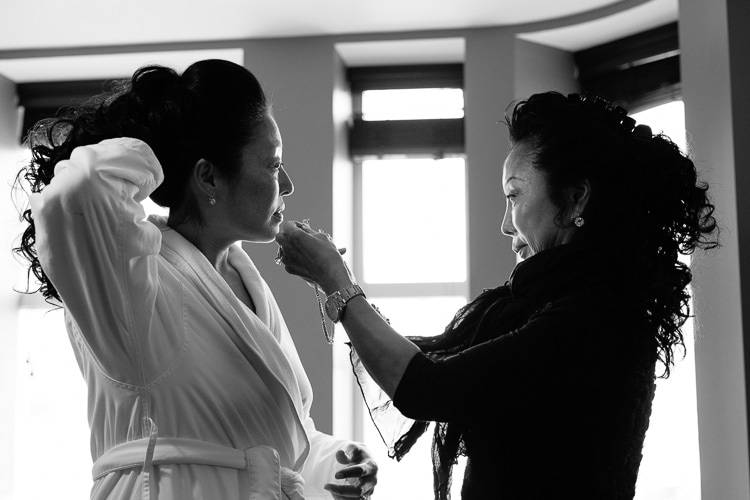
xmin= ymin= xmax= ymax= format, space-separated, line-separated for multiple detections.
xmin=272 ymin=205 xmax=285 ymax=221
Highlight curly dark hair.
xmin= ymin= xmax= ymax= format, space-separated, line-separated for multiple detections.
xmin=14 ymin=59 xmax=270 ymax=303
xmin=382 ymin=91 xmax=718 ymax=500
xmin=504 ymin=91 xmax=718 ymax=377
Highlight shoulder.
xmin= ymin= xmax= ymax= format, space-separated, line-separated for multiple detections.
xmin=527 ymin=287 xmax=642 ymax=339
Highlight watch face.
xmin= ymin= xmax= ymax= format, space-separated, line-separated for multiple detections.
xmin=325 ymin=297 xmax=340 ymax=322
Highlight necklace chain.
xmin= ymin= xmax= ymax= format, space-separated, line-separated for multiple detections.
xmin=313 ymin=285 xmax=334 ymax=344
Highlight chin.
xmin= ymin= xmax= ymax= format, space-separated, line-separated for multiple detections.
xmin=254 ymin=233 xmax=278 ymax=244
xmin=243 ymin=227 xmax=279 ymax=244
xmin=517 ymin=247 xmax=532 ymax=261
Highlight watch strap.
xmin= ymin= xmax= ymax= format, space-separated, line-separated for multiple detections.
xmin=326 ymin=284 xmax=365 ymax=322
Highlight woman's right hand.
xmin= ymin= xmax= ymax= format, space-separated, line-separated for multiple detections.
xmin=275 ymin=220 xmax=355 ymax=294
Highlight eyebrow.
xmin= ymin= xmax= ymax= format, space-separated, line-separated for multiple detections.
xmin=504 ymin=175 xmax=525 ymax=185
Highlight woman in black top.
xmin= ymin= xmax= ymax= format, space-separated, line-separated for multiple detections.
xmin=275 ymin=92 xmax=718 ymax=499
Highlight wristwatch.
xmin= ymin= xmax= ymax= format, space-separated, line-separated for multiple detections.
xmin=325 ymin=284 xmax=365 ymax=323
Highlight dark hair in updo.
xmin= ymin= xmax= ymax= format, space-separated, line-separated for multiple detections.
xmin=14 ymin=59 xmax=270 ymax=303
xmin=505 ymin=91 xmax=718 ymax=376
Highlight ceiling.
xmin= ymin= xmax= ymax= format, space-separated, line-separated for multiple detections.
xmin=0 ymin=0 xmax=677 ymax=82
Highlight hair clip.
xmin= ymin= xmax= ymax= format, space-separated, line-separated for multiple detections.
xmin=632 ymin=124 xmax=652 ymax=139
xmin=568 ymin=93 xmax=638 ymax=134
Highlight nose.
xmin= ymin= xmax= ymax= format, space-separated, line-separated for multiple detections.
xmin=280 ymin=165 xmax=294 ymax=196
xmin=501 ymin=201 xmax=515 ymax=236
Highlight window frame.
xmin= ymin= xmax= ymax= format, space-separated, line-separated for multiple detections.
xmin=343 ymin=65 xmax=468 ymax=443
xmin=347 ymin=64 xmax=469 ymax=316
xmin=342 ymin=65 xmax=470 ymax=499
xmin=347 ymin=64 xmax=464 ymax=157
xmin=574 ymin=22 xmax=680 ymax=112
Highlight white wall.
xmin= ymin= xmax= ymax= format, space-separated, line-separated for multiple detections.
xmin=680 ymin=0 xmax=750 ymax=497
xmin=514 ymin=38 xmax=579 ymax=99
xmin=0 ymin=71 xmax=22 ymax=500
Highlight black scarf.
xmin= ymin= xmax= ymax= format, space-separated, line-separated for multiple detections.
xmin=392 ymin=242 xmax=612 ymax=500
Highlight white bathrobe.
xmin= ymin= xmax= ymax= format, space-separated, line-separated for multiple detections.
xmin=30 ymin=138 xmax=352 ymax=499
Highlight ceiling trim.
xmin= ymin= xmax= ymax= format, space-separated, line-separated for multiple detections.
xmin=0 ymin=0 xmax=659 ymax=83
xmin=511 ymin=0 xmax=651 ymax=33
xmin=0 ymin=48 xmax=244 ymax=83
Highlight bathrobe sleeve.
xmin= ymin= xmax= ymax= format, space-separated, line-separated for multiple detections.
xmin=263 ymin=281 xmax=367 ymax=497
xmin=300 ymin=421 xmax=352 ymax=498
xmin=29 ymin=138 xmax=168 ymax=383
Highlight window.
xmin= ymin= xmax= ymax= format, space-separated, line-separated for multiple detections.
xmin=360 ymin=88 xmax=464 ymax=121
xmin=631 ymin=101 xmax=701 ymax=500
xmin=338 ymin=65 xmax=468 ymax=499
xmin=358 ymin=155 xmax=468 ymax=498
xmin=574 ymin=22 xmax=680 ymax=111
xmin=13 ymin=306 xmax=91 ymax=500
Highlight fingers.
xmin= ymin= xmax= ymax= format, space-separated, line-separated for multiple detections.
xmin=275 ymin=219 xmax=350 ymax=289
xmin=335 ymin=448 xmax=355 ymax=464
xmin=335 ymin=444 xmax=375 ymax=467
xmin=335 ymin=464 xmax=370 ymax=480
xmin=333 ymin=446 xmax=377 ymax=480
xmin=278 ymin=219 xmax=332 ymax=244
xmin=276 ymin=220 xmax=341 ymax=261
xmin=277 ymin=220 xmax=314 ymax=240
xmin=279 ymin=220 xmax=306 ymax=235
xmin=295 ymin=219 xmax=316 ymax=234
xmin=325 ymin=473 xmax=377 ymax=498
xmin=326 ymin=446 xmax=377 ymax=500
xmin=324 ymin=482 xmax=371 ymax=498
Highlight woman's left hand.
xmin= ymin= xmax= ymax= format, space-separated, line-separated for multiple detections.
xmin=324 ymin=443 xmax=378 ymax=499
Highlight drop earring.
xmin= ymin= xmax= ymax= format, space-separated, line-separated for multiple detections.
xmin=208 ymin=196 xmax=216 ymax=206
xmin=574 ymin=215 xmax=585 ymax=227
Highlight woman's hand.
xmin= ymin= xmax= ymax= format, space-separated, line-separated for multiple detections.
xmin=324 ymin=443 xmax=378 ymax=499
xmin=275 ymin=220 xmax=354 ymax=294
xmin=278 ymin=219 xmax=419 ymax=397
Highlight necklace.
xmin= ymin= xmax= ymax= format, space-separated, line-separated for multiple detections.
xmin=313 ymin=284 xmax=334 ymax=344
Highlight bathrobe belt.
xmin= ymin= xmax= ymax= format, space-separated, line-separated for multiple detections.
xmin=92 ymin=420 xmax=305 ymax=500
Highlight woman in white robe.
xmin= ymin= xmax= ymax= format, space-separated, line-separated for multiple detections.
xmin=17 ymin=60 xmax=376 ymax=500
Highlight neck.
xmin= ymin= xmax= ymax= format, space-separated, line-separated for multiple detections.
xmin=168 ymin=217 xmax=232 ymax=270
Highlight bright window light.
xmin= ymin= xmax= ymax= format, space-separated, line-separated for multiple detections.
xmin=362 ymin=88 xmax=464 ymax=121
xmin=14 ymin=308 xmax=90 ymax=500
xmin=361 ymin=157 xmax=467 ymax=284
xmin=369 ymin=296 xmax=466 ymax=338
xmin=362 ymin=416 xmax=467 ymax=500
xmin=631 ymin=101 xmax=700 ymax=500
xmin=339 ymin=82 xmax=470 ymax=500
xmin=632 ymin=101 xmax=686 ymax=152
xmin=362 ymin=295 xmax=468 ymax=500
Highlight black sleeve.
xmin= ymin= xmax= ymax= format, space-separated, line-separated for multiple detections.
xmin=391 ymin=300 xmax=603 ymax=423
